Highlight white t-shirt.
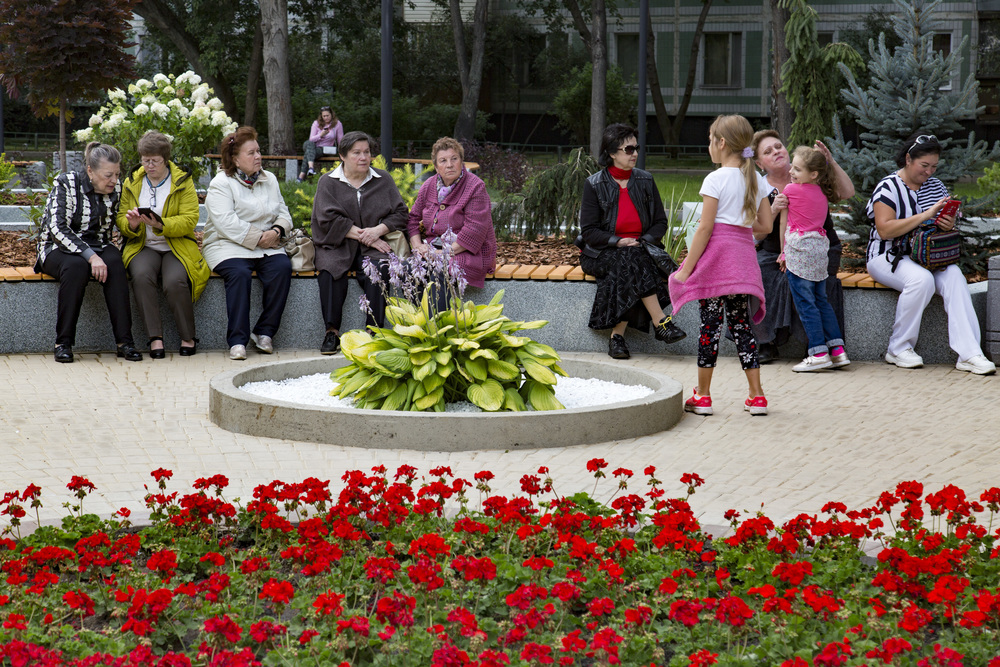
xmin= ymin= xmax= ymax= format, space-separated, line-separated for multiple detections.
xmin=699 ymin=167 xmax=772 ymax=227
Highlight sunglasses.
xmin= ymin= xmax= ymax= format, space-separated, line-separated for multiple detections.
xmin=618 ymin=144 xmax=641 ymax=155
xmin=908 ymin=135 xmax=937 ymax=153
xmin=320 ymin=106 xmax=332 ymax=111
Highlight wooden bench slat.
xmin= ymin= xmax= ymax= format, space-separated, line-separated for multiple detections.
xmin=511 ymin=265 xmax=537 ymax=280
xmin=529 ymin=265 xmax=556 ymax=280
xmin=840 ymin=274 xmax=867 ymax=287
xmin=565 ymin=266 xmax=587 ymax=281
xmin=492 ymin=264 xmax=519 ymax=280
xmin=855 ymin=276 xmax=877 ymax=288
xmin=0 ymin=268 xmax=23 ymax=281
xmin=15 ymin=267 xmax=41 ymax=281
xmin=546 ymin=266 xmax=573 ymax=281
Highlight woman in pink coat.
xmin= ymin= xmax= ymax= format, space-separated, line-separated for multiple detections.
xmin=407 ymin=137 xmax=497 ymax=309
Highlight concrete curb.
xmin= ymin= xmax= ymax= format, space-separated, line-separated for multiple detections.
xmin=208 ymin=355 xmax=684 ymax=451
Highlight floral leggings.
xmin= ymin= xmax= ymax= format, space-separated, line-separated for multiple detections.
xmin=697 ymin=295 xmax=759 ymax=370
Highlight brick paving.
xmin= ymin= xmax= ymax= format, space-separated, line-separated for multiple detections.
xmin=1 ymin=350 xmax=997 ymax=533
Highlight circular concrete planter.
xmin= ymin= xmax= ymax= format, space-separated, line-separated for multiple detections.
xmin=209 ymin=355 xmax=683 ymax=451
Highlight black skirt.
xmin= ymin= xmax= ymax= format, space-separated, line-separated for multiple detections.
xmin=581 ymin=245 xmax=670 ymax=332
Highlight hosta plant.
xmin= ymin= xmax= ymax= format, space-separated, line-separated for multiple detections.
xmin=333 ymin=289 xmax=566 ymax=412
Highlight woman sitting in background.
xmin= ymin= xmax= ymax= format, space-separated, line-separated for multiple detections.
xmin=578 ymin=123 xmax=685 ymax=360
xmin=298 ymin=106 xmax=343 ymax=182
xmin=203 ymin=126 xmax=292 ymax=360
xmin=35 ymin=142 xmax=142 ymax=363
xmin=117 ymin=131 xmax=209 ymax=357
xmin=311 ymin=131 xmax=409 ymax=355
xmin=407 ymin=136 xmax=496 ymax=310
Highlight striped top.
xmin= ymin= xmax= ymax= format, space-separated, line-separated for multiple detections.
xmin=865 ymin=174 xmax=948 ymax=262
xmin=35 ymin=170 xmax=121 ymax=269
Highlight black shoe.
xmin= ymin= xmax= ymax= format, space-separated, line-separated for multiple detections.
xmin=321 ymin=331 xmax=340 ymax=355
xmin=758 ymin=342 xmax=778 ymax=365
xmin=653 ymin=316 xmax=687 ymax=344
xmin=179 ymin=339 xmax=198 ymax=356
xmin=608 ymin=334 xmax=630 ymax=360
xmin=117 ymin=344 xmax=143 ymax=362
xmin=54 ymin=345 xmax=73 ymax=363
xmin=148 ymin=337 xmax=165 ymax=359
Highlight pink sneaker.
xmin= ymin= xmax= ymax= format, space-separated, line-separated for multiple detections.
xmin=744 ymin=395 xmax=768 ymax=416
xmin=684 ymin=388 xmax=713 ymax=415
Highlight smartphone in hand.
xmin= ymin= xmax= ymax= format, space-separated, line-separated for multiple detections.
xmin=935 ymin=199 xmax=960 ymax=222
xmin=136 ymin=207 xmax=163 ymax=223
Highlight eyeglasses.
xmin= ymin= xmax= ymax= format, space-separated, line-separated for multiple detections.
xmin=618 ymin=144 xmax=641 ymax=155
xmin=908 ymin=135 xmax=937 ymax=153
xmin=141 ymin=157 xmax=164 ymax=167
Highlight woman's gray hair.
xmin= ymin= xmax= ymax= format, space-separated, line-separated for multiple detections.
xmin=338 ymin=131 xmax=374 ymax=157
xmin=84 ymin=141 xmax=122 ymax=169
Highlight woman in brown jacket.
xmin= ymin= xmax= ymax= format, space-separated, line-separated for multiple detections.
xmin=311 ymin=131 xmax=408 ymax=355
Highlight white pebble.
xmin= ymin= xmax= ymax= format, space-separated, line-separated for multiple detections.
xmin=240 ymin=373 xmax=653 ymax=412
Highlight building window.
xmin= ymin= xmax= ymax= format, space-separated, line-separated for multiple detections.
xmin=933 ymin=32 xmax=952 ymax=90
xmin=703 ymin=32 xmax=742 ymax=87
xmin=617 ymin=33 xmax=642 ymax=84
xmin=817 ymin=31 xmax=834 ymax=48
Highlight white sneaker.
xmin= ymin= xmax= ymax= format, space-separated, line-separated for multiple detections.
xmin=885 ymin=348 xmax=923 ymax=368
xmin=793 ymin=354 xmax=833 ymax=372
xmin=250 ymin=333 xmax=273 ymax=354
xmin=956 ymin=354 xmax=996 ymax=375
xmin=229 ymin=344 xmax=247 ymax=361
xmin=830 ymin=350 xmax=851 ymax=368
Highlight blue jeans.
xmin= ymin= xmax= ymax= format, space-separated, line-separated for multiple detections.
xmin=786 ymin=271 xmax=844 ymax=355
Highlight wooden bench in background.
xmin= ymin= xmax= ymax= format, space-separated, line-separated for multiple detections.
xmin=204 ymin=154 xmax=479 ymax=183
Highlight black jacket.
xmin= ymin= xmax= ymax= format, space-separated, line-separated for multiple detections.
xmin=578 ymin=168 xmax=669 ymax=258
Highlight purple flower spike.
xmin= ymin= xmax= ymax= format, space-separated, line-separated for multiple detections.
xmin=388 ymin=254 xmax=404 ymax=290
xmin=362 ymin=256 xmax=381 ymax=286
xmin=359 ymin=294 xmax=372 ymax=317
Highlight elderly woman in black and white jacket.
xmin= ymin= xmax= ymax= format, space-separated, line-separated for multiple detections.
xmin=35 ymin=142 xmax=142 ymax=363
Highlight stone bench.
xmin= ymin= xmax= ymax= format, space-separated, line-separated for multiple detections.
xmin=0 ymin=264 xmax=991 ymax=365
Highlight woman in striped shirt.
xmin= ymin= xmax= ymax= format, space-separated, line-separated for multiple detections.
xmin=865 ymin=134 xmax=994 ymax=375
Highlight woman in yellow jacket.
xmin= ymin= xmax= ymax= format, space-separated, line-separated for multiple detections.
xmin=116 ymin=131 xmax=210 ymax=357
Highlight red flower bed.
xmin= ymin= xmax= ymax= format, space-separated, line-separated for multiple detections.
xmin=0 ymin=463 xmax=999 ymax=666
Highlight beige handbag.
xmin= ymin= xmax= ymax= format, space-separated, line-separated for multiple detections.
xmin=283 ymin=228 xmax=316 ymax=271
xmin=384 ymin=230 xmax=411 ymax=258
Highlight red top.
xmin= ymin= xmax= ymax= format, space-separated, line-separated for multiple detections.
xmin=615 ymin=186 xmax=641 ymax=239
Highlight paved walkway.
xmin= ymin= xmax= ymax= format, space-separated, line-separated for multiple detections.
xmin=2 ymin=350 xmax=997 ymax=534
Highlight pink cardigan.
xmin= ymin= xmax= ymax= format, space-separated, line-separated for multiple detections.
xmin=407 ymin=169 xmax=497 ymax=287
xmin=668 ymin=223 xmax=766 ymax=324
xmin=309 ymin=120 xmax=343 ymax=149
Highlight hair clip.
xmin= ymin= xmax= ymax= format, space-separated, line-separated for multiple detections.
xmin=741 ymin=147 xmax=754 ymax=159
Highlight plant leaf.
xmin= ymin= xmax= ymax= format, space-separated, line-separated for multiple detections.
xmin=487 ymin=359 xmax=521 ymax=381
xmin=528 ymin=382 xmax=565 ymax=411
xmin=522 ymin=360 xmax=557 ymax=385
xmin=467 ymin=379 xmax=504 ymax=411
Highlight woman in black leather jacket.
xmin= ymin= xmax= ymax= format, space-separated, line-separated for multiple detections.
xmin=579 ymin=123 xmax=686 ymax=359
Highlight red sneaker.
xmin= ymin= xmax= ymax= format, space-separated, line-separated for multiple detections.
xmin=684 ymin=388 xmax=713 ymax=415
xmin=744 ymin=395 xmax=768 ymax=416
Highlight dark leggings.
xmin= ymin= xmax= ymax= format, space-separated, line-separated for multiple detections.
xmin=697 ymin=295 xmax=759 ymax=370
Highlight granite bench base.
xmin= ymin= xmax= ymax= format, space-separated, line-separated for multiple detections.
xmin=0 ymin=274 xmax=991 ymax=365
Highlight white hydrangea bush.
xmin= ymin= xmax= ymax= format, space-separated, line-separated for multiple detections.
xmin=75 ymin=71 xmax=237 ymax=182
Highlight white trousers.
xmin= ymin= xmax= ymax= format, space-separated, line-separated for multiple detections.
xmin=867 ymin=254 xmax=982 ymax=361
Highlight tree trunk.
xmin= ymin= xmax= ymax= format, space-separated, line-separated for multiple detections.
xmin=589 ymin=0 xmax=606 ymax=159
xmin=454 ymin=0 xmax=489 ymax=140
xmin=449 ymin=0 xmax=469 ymax=92
xmin=646 ymin=11 xmax=670 ymax=152
xmin=769 ymin=0 xmax=793 ymax=140
xmin=259 ymin=0 xmax=294 ymax=154
xmin=563 ymin=0 xmax=592 ymax=51
xmin=133 ymin=0 xmax=239 ymax=121
xmin=59 ymin=98 xmax=67 ymax=174
xmin=244 ymin=20 xmax=264 ymax=128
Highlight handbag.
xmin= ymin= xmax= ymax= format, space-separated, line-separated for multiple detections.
xmin=909 ymin=223 xmax=961 ymax=271
xmin=385 ymin=230 xmax=411 ymax=258
xmin=641 ymin=240 xmax=678 ymax=278
xmin=283 ymin=228 xmax=316 ymax=272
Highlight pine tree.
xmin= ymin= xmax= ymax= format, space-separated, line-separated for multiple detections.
xmin=826 ymin=0 xmax=1000 ymax=270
